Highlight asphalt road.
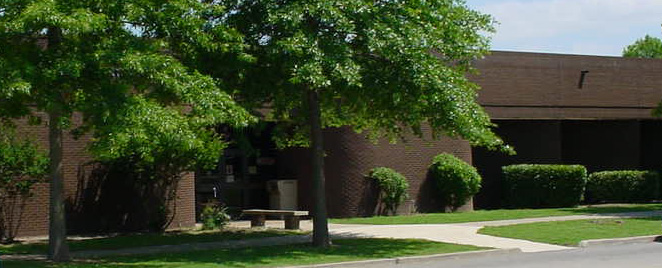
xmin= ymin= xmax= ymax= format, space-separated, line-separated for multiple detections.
xmin=402 ymin=243 xmax=662 ymax=268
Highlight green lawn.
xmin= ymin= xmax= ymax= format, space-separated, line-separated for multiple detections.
xmin=2 ymin=239 xmax=487 ymax=268
xmin=0 ymin=229 xmax=304 ymax=255
xmin=330 ymin=204 xmax=662 ymax=225
xmin=479 ymin=217 xmax=662 ymax=246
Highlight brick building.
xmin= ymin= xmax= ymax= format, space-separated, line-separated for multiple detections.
xmin=472 ymin=51 xmax=662 ymax=209
xmin=7 ymin=51 xmax=662 ymax=237
xmin=277 ymin=51 xmax=662 ymax=216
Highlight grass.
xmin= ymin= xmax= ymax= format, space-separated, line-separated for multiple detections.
xmin=479 ymin=217 xmax=662 ymax=246
xmin=2 ymin=238 xmax=488 ymax=268
xmin=329 ymin=203 xmax=662 ymax=225
xmin=0 ymin=228 xmax=304 ymax=255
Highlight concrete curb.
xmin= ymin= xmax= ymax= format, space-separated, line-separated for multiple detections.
xmin=579 ymin=235 xmax=662 ymax=248
xmin=281 ymin=257 xmax=395 ymax=268
xmin=395 ymin=248 xmax=522 ymax=264
xmin=279 ymin=248 xmax=522 ymax=268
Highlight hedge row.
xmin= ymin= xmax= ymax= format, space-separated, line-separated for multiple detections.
xmin=502 ymin=164 xmax=587 ymax=208
xmin=502 ymin=164 xmax=660 ymax=208
xmin=585 ymin=171 xmax=660 ymax=203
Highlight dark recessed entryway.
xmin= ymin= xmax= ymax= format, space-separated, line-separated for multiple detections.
xmin=472 ymin=119 xmax=662 ymax=209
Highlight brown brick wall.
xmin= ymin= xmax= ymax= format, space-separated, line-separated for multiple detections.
xmin=280 ymin=126 xmax=472 ymax=218
xmin=11 ymin=114 xmax=51 ymax=238
xmin=6 ymin=113 xmax=196 ymax=238
xmin=13 ymin=183 xmax=50 ymax=237
xmin=474 ymin=51 xmax=662 ymax=119
xmin=168 ymin=172 xmax=196 ymax=230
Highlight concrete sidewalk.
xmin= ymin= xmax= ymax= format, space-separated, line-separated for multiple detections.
xmin=328 ymin=224 xmax=569 ymax=252
xmin=229 ymin=210 xmax=662 ymax=253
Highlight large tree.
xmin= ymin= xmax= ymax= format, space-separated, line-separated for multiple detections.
xmin=223 ymin=0 xmax=507 ymax=247
xmin=0 ymin=0 xmax=252 ymax=261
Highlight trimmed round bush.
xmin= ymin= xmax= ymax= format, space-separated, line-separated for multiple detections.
xmin=502 ymin=164 xmax=587 ymax=208
xmin=368 ymin=167 xmax=409 ymax=215
xmin=586 ymin=170 xmax=660 ymax=203
xmin=429 ymin=154 xmax=481 ymax=211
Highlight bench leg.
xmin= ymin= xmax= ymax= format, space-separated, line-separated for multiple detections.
xmin=251 ymin=215 xmax=266 ymax=228
xmin=284 ymin=216 xmax=300 ymax=230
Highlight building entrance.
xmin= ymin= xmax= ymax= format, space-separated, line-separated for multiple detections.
xmin=194 ymin=124 xmax=279 ymax=218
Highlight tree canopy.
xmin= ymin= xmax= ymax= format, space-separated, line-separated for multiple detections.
xmin=224 ymin=0 xmax=505 ymax=149
xmin=0 ymin=0 xmax=253 ymax=167
xmin=0 ymin=0 xmax=253 ymax=260
xmin=623 ymin=35 xmax=662 ymax=59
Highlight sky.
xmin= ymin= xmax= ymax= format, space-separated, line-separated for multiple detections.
xmin=466 ymin=0 xmax=662 ymax=56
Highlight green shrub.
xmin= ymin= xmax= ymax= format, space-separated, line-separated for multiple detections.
xmin=0 ymin=131 xmax=48 ymax=243
xmin=429 ymin=154 xmax=481 ymax=211
xmin=586 ymin=170 xmax=660 ymax=203
xmin=200 ymin=203 xmax=231 ymax=230
xmin=368 ymin=167 xmax=409 ymax=215
xmin=502 ymin=164 xmax=587 ymax=208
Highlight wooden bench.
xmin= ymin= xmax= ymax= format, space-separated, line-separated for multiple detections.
xmin=242 ymin=209 xmax=309 ymax=230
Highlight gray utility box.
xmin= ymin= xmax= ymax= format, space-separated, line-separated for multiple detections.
xmin=267 ymin=180 xmax=298 ymax=210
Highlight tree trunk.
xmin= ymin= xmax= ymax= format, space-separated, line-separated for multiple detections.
xmin=48 ymin=110 xmax=70 ymax=262
xmin=46 ymin=26 xmax=70 ymax=262
xmin=308 ymin=90 xmax=330 ymax=248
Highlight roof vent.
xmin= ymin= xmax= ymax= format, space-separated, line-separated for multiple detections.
xmin=578 ymin=70 xmax=589 ymax=89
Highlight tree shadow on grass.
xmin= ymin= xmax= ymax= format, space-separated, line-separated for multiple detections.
xmin=5 ymin=239 xmax=475 ymax=268
xmin=1 ymin=229 xmax=302 ymax=255
xmin=0 ymin=243 xmax=46 ymax=255
xmin=97 ymin=239 xmax=482 ymax=268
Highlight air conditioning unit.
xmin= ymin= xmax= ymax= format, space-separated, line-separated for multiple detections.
xmin=267 ymin=180 xmax=298 ymax=210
